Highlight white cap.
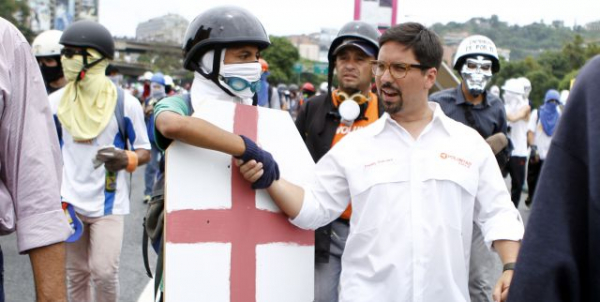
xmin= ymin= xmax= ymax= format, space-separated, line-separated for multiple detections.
xmin=32 ymin=30 xmax=63 ymax=57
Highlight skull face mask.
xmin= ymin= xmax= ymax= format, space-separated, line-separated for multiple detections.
xmin=460 ymin=55 xmax=493 ymax=97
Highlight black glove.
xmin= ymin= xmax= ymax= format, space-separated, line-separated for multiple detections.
xmin=95 ymin=146 xmax=129 ymax=172
xmin=237 ymin=135 xmax=280 ymax=189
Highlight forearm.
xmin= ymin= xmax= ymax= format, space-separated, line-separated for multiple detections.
xmin=29 ymin=242 xmax=67 ymax=302
xmin=493 ymin=239 xmax=520 ymax=264
xmin=135 ymin=149 xmax=151 ymax=166
xmin=266 ymin=179 xmax=305 ymax=218
xmin=156 ymin=112 xmax=245 ymax=156
xmin=527 ymin=131 xmax=535 ymax=147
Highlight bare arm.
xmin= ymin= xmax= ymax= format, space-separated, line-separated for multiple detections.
xmin=135 ymin=149 xmax=151 ymax=166
xmin=238 ymin=159 xmax=304 ymax=218
xmin=492 ymin=240 xmax=521 ymax=302
xmin=29 ymin=242 xmax=67 ymax=302
xmin=506 ymin=105 xmax=531 ymax=122
xmin=155 ymin=111 xmax=245 ymax=156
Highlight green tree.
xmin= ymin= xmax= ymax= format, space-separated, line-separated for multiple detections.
xmin=261 ymin=36 xmax=299 ymax=84
xmin=562 ymin=35 xmax=587 ymax=71
xmin=0 ymin=0 xmax=32 ymax=41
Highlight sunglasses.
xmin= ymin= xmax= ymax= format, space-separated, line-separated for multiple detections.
xmin=61 ymin=48 xmax=90 ymax=59
xmin=221 ymin=76 xmax=261 ymax=93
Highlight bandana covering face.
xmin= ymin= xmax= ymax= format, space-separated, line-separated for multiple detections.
xmin=461 ymin=55 xmax=493 ymax=97
xmin=58 ymin=48 xmax=117 ymax=141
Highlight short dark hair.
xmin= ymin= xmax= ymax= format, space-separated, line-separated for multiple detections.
xmin=379 ymin=22 xmax=443 ymax=70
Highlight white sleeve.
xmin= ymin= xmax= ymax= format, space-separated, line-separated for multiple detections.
xmin=474 ymin=143 xmax=524 ymax=249
xmin=124 ymin=94 xmax=151 ymax=151
xmin=527 ymin=109 xmax=538 ymax=132
xmin=290 ymin=148 xmax=351 ymax=230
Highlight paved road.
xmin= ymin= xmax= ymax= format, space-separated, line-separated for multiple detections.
xmin=0 ymin=168 xmax=530 ymax=302
xmin=0 ymin=167 xmax=156 ymax=302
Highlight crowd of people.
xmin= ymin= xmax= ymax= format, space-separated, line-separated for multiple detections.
xmin=0 ymin=4 xmax=598 ymax=302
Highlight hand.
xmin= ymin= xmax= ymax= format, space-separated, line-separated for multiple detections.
xmin=95 ymin=146 xmax=129 ymax=172
xmin=485 ymin=133 xmax=508 ymax=155
xmin=492 ymin=270 xmax=513 ymax=302
xmin=236 ymin=135 xmax=280 ymax=189
xmin=237 ymin=159 xmax=264 ymax=183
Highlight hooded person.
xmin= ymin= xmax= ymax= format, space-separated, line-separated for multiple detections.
xmin=142 ymin=72 xmax=167 ymax=203
xmin=524 ymin=89 xmax=561 ymax=207
xmin=502 ymin=78 xmax=531 ymax=208
xmin=294 ymin=20 xmax=383 ymax=302
xmin=32 ymin=29 xmax=67 ymax=94
xmin=429 ymin=35 xmax=512 ymax=302
xmin=47 ymin=20 xmax=151 ymax=302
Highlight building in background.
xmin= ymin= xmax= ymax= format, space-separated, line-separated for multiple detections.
xmin=26 ymin=0 xmax=98 ymax=32
xmin=136 ymin=14 xmax=189 ymax=45
xmin=354 ymin=0 xmax=398 ymax=32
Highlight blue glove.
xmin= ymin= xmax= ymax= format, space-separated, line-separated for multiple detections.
xmin=237 ymin=135 xmax=280 ymax=189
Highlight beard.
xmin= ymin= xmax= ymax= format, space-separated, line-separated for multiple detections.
xmin=379 ymin=82 xmax=403 ymax=115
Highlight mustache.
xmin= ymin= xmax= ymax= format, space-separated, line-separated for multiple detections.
xmin=379 ymin=82 xmax=401 ymax=95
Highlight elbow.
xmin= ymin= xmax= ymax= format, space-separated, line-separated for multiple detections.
xmin=156 ymin=113 xmax=184 ymax=140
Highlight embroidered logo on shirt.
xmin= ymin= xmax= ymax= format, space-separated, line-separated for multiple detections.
xmin=440 ymin=153 xmax=472 ymax=168
xmin=364 ymin=158 xmax=394 ymax=168
xmin=336 ymin=125 xmax=365 ymax=135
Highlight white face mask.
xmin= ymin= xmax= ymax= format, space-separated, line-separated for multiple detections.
xmin=219 ymin=61 xmax=262 ymax=99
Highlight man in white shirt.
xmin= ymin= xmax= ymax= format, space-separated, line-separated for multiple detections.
xmin=238 ymin=22 xmax=523 ymax=302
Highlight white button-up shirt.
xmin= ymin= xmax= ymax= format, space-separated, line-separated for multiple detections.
xmin=292 ymin=102 xmax=524 ymax=302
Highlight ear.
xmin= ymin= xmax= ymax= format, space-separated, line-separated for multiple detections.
xmin=424 ymin=67 xmax=438 ymax=90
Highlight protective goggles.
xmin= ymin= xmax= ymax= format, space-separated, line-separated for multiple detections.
xmin=61 ymin=48 xmax=90 ymax=59
xmin=221 ymin=76 xmax=261 ymax=93
xmin=334 ymin=90 xmax=370 ymax=105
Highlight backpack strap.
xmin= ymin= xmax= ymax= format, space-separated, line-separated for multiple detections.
xmin=113 ymin=85 xmax=128 ymax=149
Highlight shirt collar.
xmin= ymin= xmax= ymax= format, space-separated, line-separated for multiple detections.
xmin=373 ymin=102 xmax=455 ymax=137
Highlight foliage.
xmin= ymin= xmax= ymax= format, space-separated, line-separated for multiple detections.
xmin=261 ymin=35 xmax=300 ymax=85
xmin=138 ymin=51 xmax=184 ymax=75
xmin=0 ymin=0 xmax=33 ymax=41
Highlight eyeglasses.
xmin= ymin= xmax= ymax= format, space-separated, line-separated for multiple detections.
xmin=370 ymin=60 xmax=431 ymax=79
xmin=221 ymin=76 xmax=261 ymax=93
xmin=61 ymin=48 xmax=89 ymax=59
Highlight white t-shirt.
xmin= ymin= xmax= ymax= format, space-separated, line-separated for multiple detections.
xmin=292 ymin=102 xmax=524 ymax=302
xmin=49 ymin=88 xmax=151 ymax=217
xmin=528 ymin=109 xmax=554 ymax=160
xmin=505 ymin=99 xmax=530 ymax=157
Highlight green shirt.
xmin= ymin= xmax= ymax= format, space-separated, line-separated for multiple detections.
xmin=153 ymin=95 xmax=191 ymax=152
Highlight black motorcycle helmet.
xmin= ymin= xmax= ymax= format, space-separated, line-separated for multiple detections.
xmin=60 ymin=20 xmax=114 ymax=59
xmin=60 ymin=20 xmax=114 ymax=81
xmin=182 ymin=6 xmax=270 ymax=96
xmin=327 ymin=21 xmax=380 ymax=96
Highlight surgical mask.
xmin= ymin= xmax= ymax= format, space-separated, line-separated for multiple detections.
xmin=460 ymin=56 xmax=493 ymax=97
xmin=219 ymin=61 xmax=262 ymax=99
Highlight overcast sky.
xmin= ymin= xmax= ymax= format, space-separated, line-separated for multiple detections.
xmin=99 ymin=0 xmax=600 ymax=38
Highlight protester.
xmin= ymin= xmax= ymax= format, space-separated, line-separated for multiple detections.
xmin=151 ymin=6 xmax=280 ymax=297
xmin=143 ymin=72 xmax=167 ymax=203
xmin=524 ymin=89 xmax=561 ymax=207
xmin=0 ymin=17 xmax=71 ymax=302
xmin=295 ymin=20 xmax=382 ymax=302
xmin=257 ymin=58 xmax=282 ymax=109
xmin=503 ymin=78 xmax=530 ymax=207
xmin=238 ymin=22 xmax=522 ymax=302
xmin=48 ymin=20 xmax=151 ymax=302
xmin=32 ymin=29 xmax=67 ymax=94
xmin=429 ymin=34 xmax=512 ymax=302
xmin=508 ymin=56 xmax=600 ymax=302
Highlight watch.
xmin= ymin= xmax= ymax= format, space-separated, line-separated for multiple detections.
xmin=503 ymin=262 xmax=516 ymax=272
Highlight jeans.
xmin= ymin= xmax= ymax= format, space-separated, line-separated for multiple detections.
xmin=144 ymin=145 xmax=160 ymax=196
xmin=469 ymin=223 xmax=495 ymax=302
xmin=315 ymin=219 xmax=349 ymax=302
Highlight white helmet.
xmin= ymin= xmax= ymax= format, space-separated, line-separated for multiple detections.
xmin=319 ymin=82 xmax=328 ymax=93
xmin=453 ymin=35 xmax=500 ymax=73
xmin=501 ymin=78 xmax=525 ymax=95
xmin=517 ymin=77 xmax=532 ymax=99
xmin=164 ymin=75 xmax=174 ymax=86
xmin=32 ymin=30 xmax=63 ymax=57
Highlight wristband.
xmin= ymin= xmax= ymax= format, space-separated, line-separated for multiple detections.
xmin=503 ymin=262 xmax=516 ymax=272
xmin=125 ymin=150 xmax=139 ymax=172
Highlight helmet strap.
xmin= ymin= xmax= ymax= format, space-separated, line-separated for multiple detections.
xmin=193 ymin=47 xmax=235 ymax=97
xmin=76 ymin=52 xmax=105 ymax=82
